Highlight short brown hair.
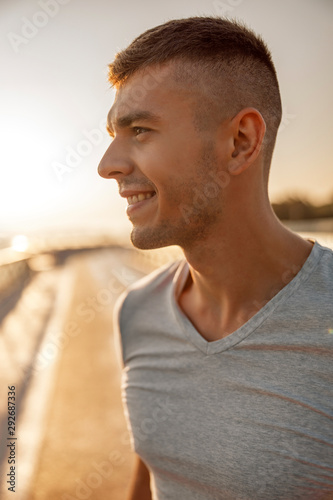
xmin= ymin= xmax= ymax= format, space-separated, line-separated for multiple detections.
xmin=109 ymin=17 xmax=282 ymax=171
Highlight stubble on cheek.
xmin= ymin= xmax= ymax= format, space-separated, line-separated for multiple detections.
xmin=129 ymin=142 xmax=225 ymax=250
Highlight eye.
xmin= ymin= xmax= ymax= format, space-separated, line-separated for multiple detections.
xmin=133 ymin=127 xmax=148 ymax=136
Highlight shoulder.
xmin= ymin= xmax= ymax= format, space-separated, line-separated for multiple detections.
xmin=114 ymin=259 xmax=184 ymax=325
xmin=113 ymin=259 xmax=184 ymax=366
xmin=296 ymin=241 xmax=333 ymax=324
xmin=311 ymin=241 xmax=333 ymax=287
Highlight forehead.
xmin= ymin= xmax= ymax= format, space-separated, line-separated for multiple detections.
xmin=107 ymin=63 xmax=194 ymax=126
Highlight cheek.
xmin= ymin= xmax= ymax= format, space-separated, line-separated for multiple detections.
xmin=144 ymin=136 xmax=199 ymax=183
xmin=135 ymin=130 xmax=205 ymax=210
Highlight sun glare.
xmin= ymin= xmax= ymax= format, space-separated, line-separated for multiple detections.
xmin=11 ymin=235 xmax=29 ymax=252
xmin=0 ymin=114 xmax=59 ymax=224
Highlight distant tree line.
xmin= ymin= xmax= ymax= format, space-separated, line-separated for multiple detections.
xmin=272 ymin=195 xmax=333 ymax=220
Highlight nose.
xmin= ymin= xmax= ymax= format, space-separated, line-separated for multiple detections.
xmin=98 ymin=140 xmax=134 ymax=179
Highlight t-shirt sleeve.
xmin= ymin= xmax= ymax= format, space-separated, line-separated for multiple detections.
xmin=112 ymin=291 xmax=128 ymax=369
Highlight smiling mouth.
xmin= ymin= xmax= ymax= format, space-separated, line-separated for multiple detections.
xmin=127 ymin=192 xmax=156 ymax=206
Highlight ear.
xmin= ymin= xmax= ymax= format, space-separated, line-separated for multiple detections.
xmin=228 ymin=108 xmax=266 ymax=176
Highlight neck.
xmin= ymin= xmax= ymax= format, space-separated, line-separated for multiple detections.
xmin=179 ymin=201 xmax=313 ymax=339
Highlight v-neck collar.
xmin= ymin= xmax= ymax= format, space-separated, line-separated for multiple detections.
xmin=170 ymin=241 xmax=324 ymax=355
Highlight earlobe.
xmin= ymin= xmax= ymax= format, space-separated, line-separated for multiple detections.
xmin=228 ymin=108 xmax=266 ymax=176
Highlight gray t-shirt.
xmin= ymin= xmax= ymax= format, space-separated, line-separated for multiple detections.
xmin=114 ymin=241 xmax=333 ymax=499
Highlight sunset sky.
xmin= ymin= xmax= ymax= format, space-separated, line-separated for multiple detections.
xmin=0 ymin=0 xmax=332 ymax=239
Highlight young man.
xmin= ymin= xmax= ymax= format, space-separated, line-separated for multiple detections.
xmin=98 ymin=17 xmax=333 ymax=500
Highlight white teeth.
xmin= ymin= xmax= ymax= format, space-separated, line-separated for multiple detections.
xmin=127 ymin=192 xmax=154 ymax=205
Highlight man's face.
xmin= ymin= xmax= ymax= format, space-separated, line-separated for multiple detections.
xmin=98 ymin=64 xmax=228 ymax=250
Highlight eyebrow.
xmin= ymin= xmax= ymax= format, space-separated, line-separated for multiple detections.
xmin=106 ymin=110 xmax=162 ymax=137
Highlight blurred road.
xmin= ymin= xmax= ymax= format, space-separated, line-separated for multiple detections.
xmin=0 ymin=246 xmax=170 ymax=500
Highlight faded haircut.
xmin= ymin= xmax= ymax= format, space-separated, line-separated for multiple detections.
xmin=108 ymin=17 xmax=283 ymax=175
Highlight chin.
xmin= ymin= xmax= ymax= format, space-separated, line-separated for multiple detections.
xmin=130 ymin=225 xmax=178 ymax=250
